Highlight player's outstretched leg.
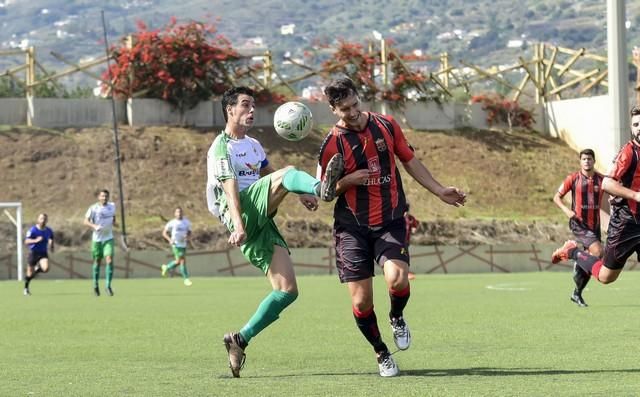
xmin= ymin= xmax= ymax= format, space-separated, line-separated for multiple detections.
xmin=570 ymin=261 xmax=589 ymax=307
xmin=223 ymin=332 xmax=247 ymax=378
xmin=551 ymin=240 xmax=578 ymax=264
xmin=319 ymin=153 xmax=344 ymax=202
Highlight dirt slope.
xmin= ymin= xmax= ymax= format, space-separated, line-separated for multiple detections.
xmin=0 ymin=125 xmax=579 ymax=251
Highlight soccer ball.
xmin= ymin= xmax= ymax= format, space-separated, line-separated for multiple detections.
xmin=273 ymin=101 xmax=313 ymax=141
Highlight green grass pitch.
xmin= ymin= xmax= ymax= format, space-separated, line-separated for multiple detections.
xmin=2 ymin=272 xmax=640 ymax=396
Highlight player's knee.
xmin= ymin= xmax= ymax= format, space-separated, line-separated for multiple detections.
xmin=598 ymin=275 xmax=617 ymax=284
xmin=40 ymin=264 xmax=49 ymax=273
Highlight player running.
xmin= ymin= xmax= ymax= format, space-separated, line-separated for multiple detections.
xmin=161 ymin=207 xmax=193 ymax=286
xmin=23 ymin=213 xmax=54 ymax=296
xmin=553 ymin=148 xmax=605 ymax=307
xmin=84 ymin=189 xmax=117 ymax=297
xmin=552 ymin=107 xmax=640 ymax=300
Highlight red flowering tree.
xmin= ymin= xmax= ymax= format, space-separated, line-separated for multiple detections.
xmin=321 ymin=40 xmax=438 ymax=108
xmin=471 ymin=93 xmax=535 ymax=130
xmin=103 ymin=18 xmax=239 ymax=113
xmin=321 ymin=40 xmax=379 ymax=102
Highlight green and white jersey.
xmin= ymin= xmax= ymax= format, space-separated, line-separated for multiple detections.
xmin=206 ymin=131 xmax=268 ymax=218
xmin=85 ymin=202 xmax=116 ymax=242
xmin=164 ymin=217 xmax=192 ymax=248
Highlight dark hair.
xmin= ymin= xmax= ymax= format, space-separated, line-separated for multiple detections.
xmin=631 ymin=106 xmax=640 ymax=117
xmin=579 ymin=148 xmax=595 ymax=160
xmin=324 ymin=77 xmax=359 ymax=107
xmin=221 ymin=86 xmax=255 ymax=122
xmin=99 ymin=189 xmax=110 ymax=196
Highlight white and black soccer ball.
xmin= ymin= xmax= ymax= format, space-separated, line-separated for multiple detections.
xmin=273 ymin=101 xmax=313 ymax=141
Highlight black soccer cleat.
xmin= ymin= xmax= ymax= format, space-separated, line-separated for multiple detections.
xmin=106 ymin=287 xmax=114 ymax=296
xmin=319 ymin=153 xmax=344 ymax=202
xmin=93 ymin=286 xmax=100 ymax=297
xmin=570 ymin=289 xmax=588 ymax=307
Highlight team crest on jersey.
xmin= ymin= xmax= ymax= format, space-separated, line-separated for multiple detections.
xmin=375 ymin=138 xmax=387 ymax=152
xmin=245 ymin=162 xmax=260 ymax=171
xmin=368 ymin=158 xmax=381 ymax=173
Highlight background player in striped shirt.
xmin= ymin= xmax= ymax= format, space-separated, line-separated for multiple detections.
xmin=553 ymin=148 xmax=605 ymax=307
xmin=23 ymin=213 xmax=54 ymax=296
xmin=161 ymin=207 xmax=193 ymax=286
xmin=318 ymin=77 xmax=466 ymax=377
xmin=552 ymin=107 xmax=640 ymax=302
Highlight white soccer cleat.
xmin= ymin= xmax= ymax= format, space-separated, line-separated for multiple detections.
xmin=183 ymin=278 xmax=193 ymax=286
xmin=377 ymin=351 xmax=399 ymax=377
xmin=390 ymin=316 xmax=411 ymax=351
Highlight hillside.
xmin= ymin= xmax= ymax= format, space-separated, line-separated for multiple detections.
xmin=0 ymin=124 xmax=580 ymax=251
xmin=1 ymin=0 xmax=639 ymax=89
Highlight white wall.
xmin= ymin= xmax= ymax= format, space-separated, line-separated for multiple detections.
xmin=545 ymin=95 xmax=617 ymax=170
xmin=32 ymin=98 xmax=127 ymax=128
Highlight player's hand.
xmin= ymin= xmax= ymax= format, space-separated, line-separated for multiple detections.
xmin=299 ymin=194 xmax=319 ymax=211
xmin=633 ymin=46 xmax=640 ymax=67
xmin=94 ymin=225 xmax=102 ymax=231
xmin=345 ymin=169 xmax=370 ymax=186
xmin=34 ymin=236 xmax=44 ymax=243
xmin=228 ymin=230 xmax=246 ymax=247
xmin=439 ymin=187 xmax=466 ymax=207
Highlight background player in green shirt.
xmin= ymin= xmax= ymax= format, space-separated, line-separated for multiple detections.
xmin=161 ymin=207 xmax=193 ymax=286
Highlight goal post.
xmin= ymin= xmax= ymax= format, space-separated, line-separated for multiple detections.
xmin=1 ymin=202 xmax=23 ymax=281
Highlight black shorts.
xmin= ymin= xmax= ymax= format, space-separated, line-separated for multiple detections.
xmin=27 ymin=251 xmax=48 ymax=267
xmin=603 ymin=209 xmax=640 ymax=270
xmin=569 ymin=217 xmax=601 ymax=249
xmin=333 ymin=217 xmax=410 ymax=283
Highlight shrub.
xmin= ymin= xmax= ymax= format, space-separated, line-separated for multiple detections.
xmin=471 ymin=94 xmax=535 ymax=130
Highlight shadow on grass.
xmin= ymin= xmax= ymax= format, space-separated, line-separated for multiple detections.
xmin=231 ymin=367 xmax=640 ymax=379
xmin=402 ymin=367 xmax=640 ymax=377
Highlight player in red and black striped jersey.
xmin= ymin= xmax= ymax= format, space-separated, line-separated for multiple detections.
xmin=552 ymin=106 xmax=640 ymax=302
xmin=553 ymin=148 xmax=605 ymax=307
xmin=318 ymin=77 xmax=466 ymax=377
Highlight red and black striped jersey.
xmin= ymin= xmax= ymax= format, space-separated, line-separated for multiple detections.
xmin=318 ymin=112 xmax=415 ymax=227
xmin=557 ymin=171 xmax=604 ymax=231
xmin=608 ymin=141 xmax=640 ymax=219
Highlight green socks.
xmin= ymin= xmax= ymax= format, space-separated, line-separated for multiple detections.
xmin=282 ymin=168 xmax=320 ymax=195
xmin=92 ymin=263 xmax=100 ymax=288
xmin=240 ymin=290 xmax=298 ymax=343
xmin=105 ymin=263 xmax=114 ymax=288
xmin=179 ymin=264 xmax=189 ymax=279
xmin=166 ymin=260 xmax=177 ymax=271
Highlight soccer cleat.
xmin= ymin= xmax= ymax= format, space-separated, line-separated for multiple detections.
xmin=223 ymin=332 xmax=246 ymax=378
xmin=390 ymin=316 xmax=411 ymax=350
xmin=93 ymin=287 xmax=100 ymax=297
xmin=377 ymin=350 xmax=399 ymax=377
xmin=161 ymin=264 xmax=168 ymax=277
xmin=106 ymin=287 xmax=114 ymax=296
xmin=319 ymin=153 xmax=344 ymax=202
xmin=23 ymin=287 xmax=31 ymax=296
xmin=551 ymin=240 xmax=578 ymax=264
xmin=570 ymin=289 xmax=588 ymax=307
xmin=183 ymin=278 xmax=193 ymax=287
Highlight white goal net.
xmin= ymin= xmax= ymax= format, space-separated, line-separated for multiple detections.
xmin=1 ymin=202 xmax=23 ymax=281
